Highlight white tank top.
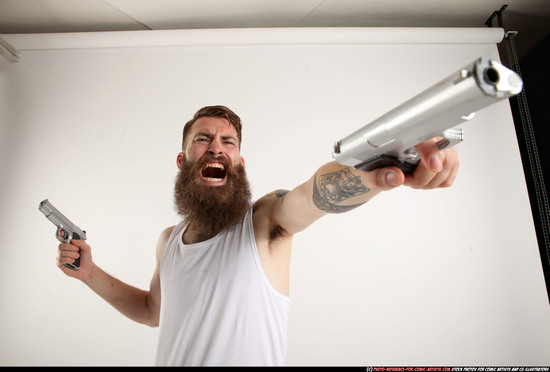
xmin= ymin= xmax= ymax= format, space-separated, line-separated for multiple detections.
xmin=155 ymin=207 xmax=290 ymax=366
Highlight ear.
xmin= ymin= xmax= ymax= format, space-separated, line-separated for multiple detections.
xmin=240 ymin=156 xmax=245 ymax=168
xmin=176 ymin=152 xmax=184 ymax=169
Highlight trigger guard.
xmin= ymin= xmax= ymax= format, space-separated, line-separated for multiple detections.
xmin=56 ymin=226 xmax=72 ymax=243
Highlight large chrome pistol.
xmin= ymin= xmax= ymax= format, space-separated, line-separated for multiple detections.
xmin=332 ymin=57 xmax=523 ymax=173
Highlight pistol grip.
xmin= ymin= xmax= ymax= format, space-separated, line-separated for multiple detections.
xmin=56 ymin=227 xmax=81 ymax=271
xmin=354 ymin=154 xmax=418 ymax=174
xmin=64 ymin=256 xmax=80 ymax=271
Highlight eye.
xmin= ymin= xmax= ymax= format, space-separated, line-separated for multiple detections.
xmin=195 ymin=136 xmax=209 ymax=143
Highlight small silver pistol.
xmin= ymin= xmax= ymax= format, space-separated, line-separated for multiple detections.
xmin=39 ymin=199 xmax=87 ymax=270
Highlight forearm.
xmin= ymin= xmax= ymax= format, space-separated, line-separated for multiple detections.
xmin=272 ymin=161 xmax=391 ymax=235
xmin=81 ymin=265 xmax=158 ymax=327
xmin=310 ymin=143 xmax=459 ymax=213
xmin=270 ymin=141 xmax=458 ymax=236
xmin=311 ymin=161 xmax=386 ymax=214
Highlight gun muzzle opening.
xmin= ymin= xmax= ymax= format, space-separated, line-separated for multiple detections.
xmin=333 ymin=140 xmax=342 ymax=154
xmin=484 ymin=67 xmax=500 ymax=85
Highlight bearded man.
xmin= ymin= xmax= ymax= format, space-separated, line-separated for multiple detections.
xmin=56 ymin=105 xmax=459 ymax=366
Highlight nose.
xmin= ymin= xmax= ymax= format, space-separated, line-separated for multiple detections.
xmin=208 ymin=139 xmax=223 ymax=155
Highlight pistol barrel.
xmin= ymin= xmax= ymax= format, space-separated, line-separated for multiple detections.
xmin=332 ymin=57 xmax=523 ymax=172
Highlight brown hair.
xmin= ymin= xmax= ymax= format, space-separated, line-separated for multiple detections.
xmin=182 ymin=106 xmax=243 ymax=150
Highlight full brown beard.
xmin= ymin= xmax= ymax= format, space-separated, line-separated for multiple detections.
xmin=173 ymin=154 xmax=252 ymax=242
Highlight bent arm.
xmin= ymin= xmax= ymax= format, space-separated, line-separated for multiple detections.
xmin=80 ymin=262 xmax=160 ymax=327
xmin=58 ymin=226 xmax=174 ymax=327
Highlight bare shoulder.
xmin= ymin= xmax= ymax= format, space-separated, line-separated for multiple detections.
xmin=254 ymin=189 xmax=290 ymax=213
xmin=253 ymin=189 xmax=289 ymax=218
xmin=155 ymin=225 xmax=176 ymax=263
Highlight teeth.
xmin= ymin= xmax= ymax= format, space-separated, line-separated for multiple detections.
xmin=205 ymin=163 xmax=225 ymax=170
xmin=202 ymin=162 xmax=225 ymax=182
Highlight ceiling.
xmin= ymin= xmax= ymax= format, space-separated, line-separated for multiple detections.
xmin=0 ymin=0 xmax=549 ymax=59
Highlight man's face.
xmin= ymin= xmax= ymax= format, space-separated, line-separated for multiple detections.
xmin=177 ymin=116 xmax=244 ymax=186
xmin=173 ymin=116 xmax=251 ymax=240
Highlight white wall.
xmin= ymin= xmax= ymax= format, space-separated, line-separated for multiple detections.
xmin=1 ymin=28 xmax=549 ymax=366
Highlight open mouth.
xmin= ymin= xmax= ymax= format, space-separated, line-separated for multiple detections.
xmin=200 ymin=162 xmax=227 ymax=183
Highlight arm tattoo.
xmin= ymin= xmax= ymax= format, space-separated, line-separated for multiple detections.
xmin=274 ymin=189 xmax=289 ymax=198
xmin=312 ymin=168 xmax=369 ymax=213
xmin=268 ymin=189 xmax=289 ymax=203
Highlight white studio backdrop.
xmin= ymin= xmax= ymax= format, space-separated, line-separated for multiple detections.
xmin=0 ymin=28 xmax=549 ymax=366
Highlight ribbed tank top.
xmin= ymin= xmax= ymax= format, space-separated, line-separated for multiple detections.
xmin=155 ymin=207 xmax=290 ymax=366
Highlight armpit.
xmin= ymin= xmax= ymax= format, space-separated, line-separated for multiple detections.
xmin=265 ymin=189 xmax=291 ymax=242
xmin=269 ymin=223 xmax=288 ymax=242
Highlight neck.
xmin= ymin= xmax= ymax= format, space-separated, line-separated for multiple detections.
xmin=181 ymin=220 xmax=220 ymax=245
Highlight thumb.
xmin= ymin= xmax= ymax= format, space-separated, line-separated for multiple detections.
xmin=71 ymin=239 xmax=89 ymax=250
xmin=365 ymin=166 xmax=405 ymax=190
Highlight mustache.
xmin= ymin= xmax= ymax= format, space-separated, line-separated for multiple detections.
xmin=198 ymin=154 xmax=230 ymax=167
xmin=192 ymin=154 xmax=241 ymax=179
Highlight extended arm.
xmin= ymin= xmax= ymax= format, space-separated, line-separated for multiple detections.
xmin=271 ymin=138 xmax=459 ymax=235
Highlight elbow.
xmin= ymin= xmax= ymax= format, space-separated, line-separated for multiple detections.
xmin=145 ymin=314 xmax=160 ymax=328
xmin=139 ymin=307 xmax=159 ymax=327
xmin=144 ymin=294 xmax=160 ymax=327
xmin=144 ymin=318 xmax=159 ymax=328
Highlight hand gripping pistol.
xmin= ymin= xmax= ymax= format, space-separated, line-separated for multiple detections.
xmin=332 ymin=57 xmax=523 ymax=173
xmin=39 ymin=199 xmax=87 ymax=270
